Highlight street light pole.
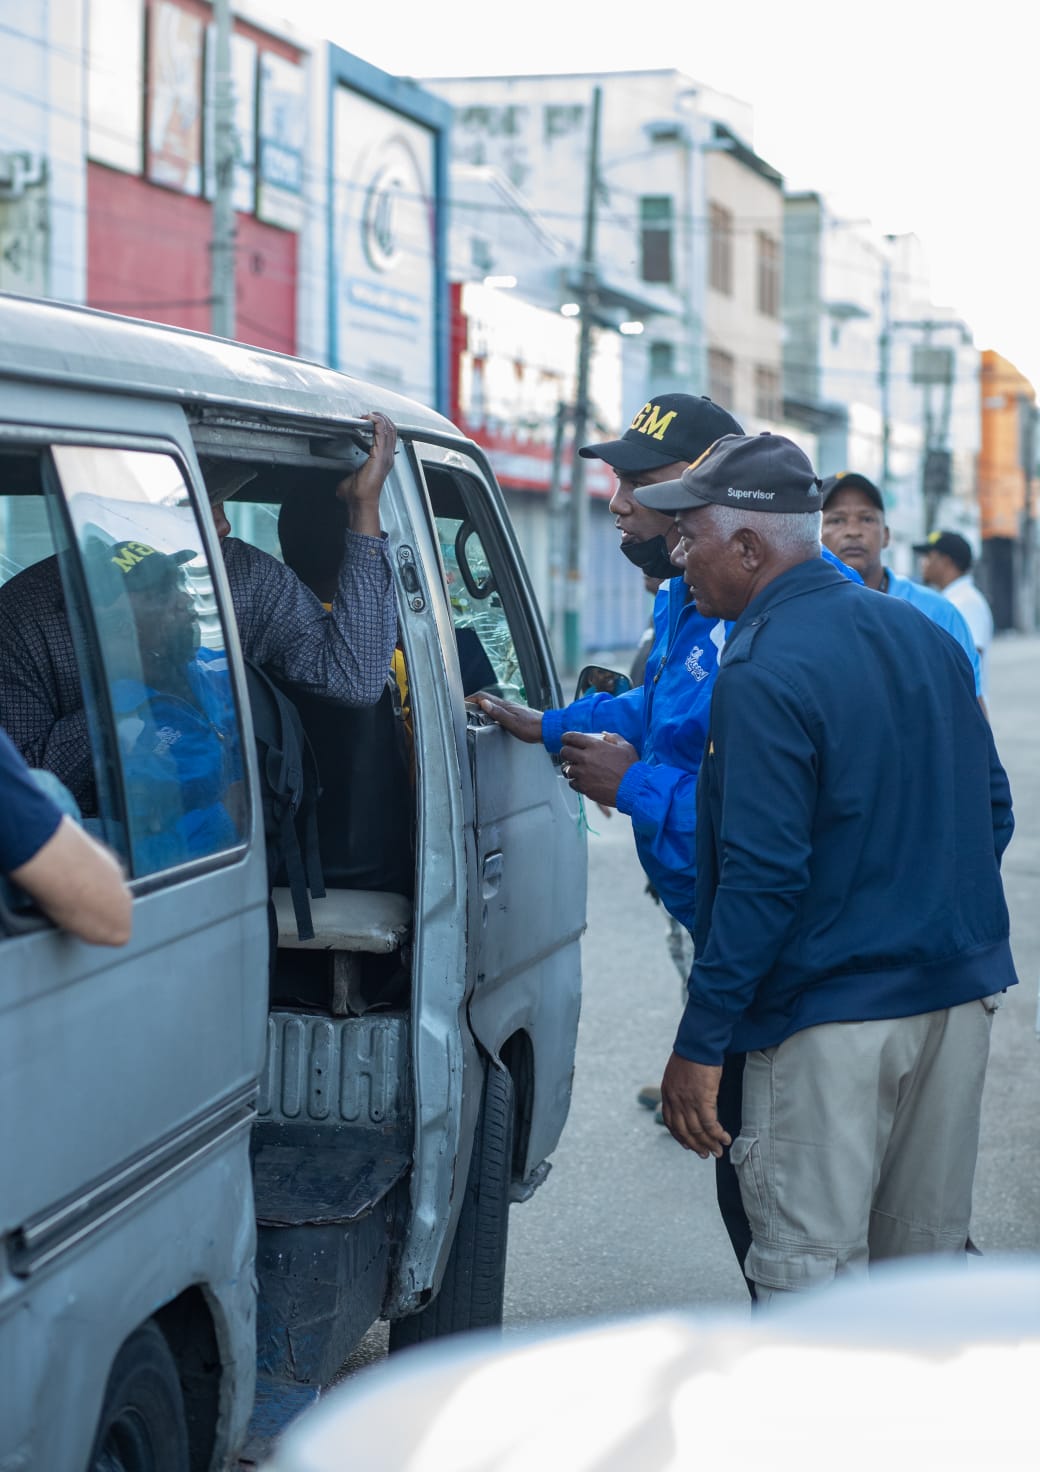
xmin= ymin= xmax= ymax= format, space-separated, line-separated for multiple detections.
xmin=563 ymin=84 xmax=602 ymax=678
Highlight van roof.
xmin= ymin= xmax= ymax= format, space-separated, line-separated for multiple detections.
xmin=0 ymin=293 xmax=459 ymax=438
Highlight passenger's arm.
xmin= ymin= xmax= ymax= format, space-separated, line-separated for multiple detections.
xmin=10 ymin=817 xmax=132 ymax=946
xmin=229 ymin=532 xmax=397 ymax=711
xmin=335 ymin=410 xmax=396 ymax=540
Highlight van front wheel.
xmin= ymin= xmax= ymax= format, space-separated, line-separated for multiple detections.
xmin=390 ymin=1061 xmax=515 ymax=1349
xmin=89 ymin=1320 xmax=190 ymax=1472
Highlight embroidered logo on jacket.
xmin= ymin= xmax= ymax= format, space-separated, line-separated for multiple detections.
xmin=685 ymin=645 xmax=710 ymax=682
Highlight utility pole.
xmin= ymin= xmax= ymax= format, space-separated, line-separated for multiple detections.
xmin=546 ymin=400 xmax=569 ymax=650
xmin=878 ymin=247 xmax=892 ymax=504
xmin=210 ymin=0 xmax=236 ymax=339
xmin=563 ymin=84 xmax=602 ymax=678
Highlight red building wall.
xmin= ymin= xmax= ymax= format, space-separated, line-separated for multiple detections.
xmin=87 ymin=164 xmax=297 ymax=353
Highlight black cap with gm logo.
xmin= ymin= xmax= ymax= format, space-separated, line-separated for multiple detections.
xmin=580 ymin=393 xmax=743 ymax=473
xmin=634 ymin=433 xmax=823 ymax=514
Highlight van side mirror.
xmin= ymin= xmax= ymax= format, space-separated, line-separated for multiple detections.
xmin=574 ymin=666 xmax=632 ymax=700
xmin=455 ymin=521 xmax=496 ymax=599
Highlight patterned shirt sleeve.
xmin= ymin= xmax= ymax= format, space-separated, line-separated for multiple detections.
xmin=223 ymin=530 xmax=397 ymax=706
xmin=0 ymin=558 xmax=96 ymax=811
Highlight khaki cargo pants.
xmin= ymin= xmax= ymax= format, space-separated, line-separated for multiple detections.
xmin=731 ymin=999 xmax=997 ymax=1303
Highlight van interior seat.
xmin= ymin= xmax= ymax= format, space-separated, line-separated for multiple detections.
xmin=272 ymin=887 xmax=411 ymax=954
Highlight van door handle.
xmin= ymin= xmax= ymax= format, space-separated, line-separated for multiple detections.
xmin=482 ymin=852 xmax=503 ymax=898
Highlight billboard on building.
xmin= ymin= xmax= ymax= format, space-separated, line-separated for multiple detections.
xmin=329 ymin=54 xmax=448 ymax=408
xmin=146 ymin=1 xmax=204 ymax=194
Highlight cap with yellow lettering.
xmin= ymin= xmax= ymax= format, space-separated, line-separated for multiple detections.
xmin=580 ymin=393 xmax=743 ymax=473
xmin=85 ymin=537 xmax=196 ymax=607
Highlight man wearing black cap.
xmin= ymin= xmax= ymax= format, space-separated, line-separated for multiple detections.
xmin=820 ymin=473 xmax=983 ymax=698
xmin=638 ymin=432 xmax=1016 ymax=1302
xmin=914 ymin=529 xmax=994 ymax=697
xmin=478 ymin=393 xmax=742 ymax=942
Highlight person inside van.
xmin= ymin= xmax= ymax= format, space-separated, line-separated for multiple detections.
xmin=276 ymin=485 xmax=414 ymax=898
xmin=90 ymin=538 xmax=243 ymax=872
xmin=0 ymin=725 xmax=131 ymax=946
xmin=0 ymin=412 xmax=400 ymax=820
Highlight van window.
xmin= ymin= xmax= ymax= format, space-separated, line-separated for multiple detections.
xmin=52 ymin=446 xmax=246 ymax=876
xmin=421 ymin=458 xmax=545 ymax=706
xmin=0 ymin=445 xmax=245 ymax=882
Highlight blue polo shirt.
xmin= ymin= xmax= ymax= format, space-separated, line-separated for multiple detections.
xmin=884 ymin=569 xmax=982 ymax=696
xmin=0 ymin=727 xmax=62 ymax=872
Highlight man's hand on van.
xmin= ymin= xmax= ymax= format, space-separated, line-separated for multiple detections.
xmin=337 ymin=411 xmax=397 ymax=538
xmin=559 ymin=730 xmax=637 ymax=806
xmin=473 ymin=694 xmax=544 ymax=743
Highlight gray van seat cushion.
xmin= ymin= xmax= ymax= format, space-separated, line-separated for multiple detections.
xmin=273 ymin=887 xmax=411 ymax=953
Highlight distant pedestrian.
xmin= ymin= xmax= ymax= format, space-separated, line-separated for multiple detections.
xmin=640 ymin=433 xmax=1016 ymax=1303
xmin=820 ymin=474 xmax=983 ymax=698
xmin=914 ymin=529 xmax=995 ymax=697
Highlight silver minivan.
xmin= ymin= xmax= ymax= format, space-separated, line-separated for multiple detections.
xmin=0 ymin=294 xmax=586 ymax=1470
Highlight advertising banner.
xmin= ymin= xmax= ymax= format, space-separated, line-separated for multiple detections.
xmin=146 ymin=1 xmax=204 ymax=194
xmin=257 ymin=52 xmax=305 ymax=231
xmin=333 ymin=86 xmax=437 ymax=405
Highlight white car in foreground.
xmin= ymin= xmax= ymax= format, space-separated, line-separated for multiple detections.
xmin=265 ymin=1258 xmax=1040 ymax=1472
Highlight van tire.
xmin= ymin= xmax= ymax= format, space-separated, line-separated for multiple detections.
xmin=89 ymin=1320 xmax=190 ymax=1472
xmin=389 ymin=1062 xmax=514 ymax=1349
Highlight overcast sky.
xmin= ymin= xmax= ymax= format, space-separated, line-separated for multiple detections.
xmin=285 ymin=0 xmax=1040 ymax=388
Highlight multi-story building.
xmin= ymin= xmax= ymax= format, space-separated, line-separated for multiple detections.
xmin=978 ymin=351 xmax=1037 ymax=630
xmin=783 ymin=191 xmax=980 ymax=571
xmin=1 ymin=2 xmax=451 ymax=409
xmin=426 ymin=69 xmax=785 ymax=433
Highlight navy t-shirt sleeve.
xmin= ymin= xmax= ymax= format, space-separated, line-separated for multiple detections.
xmin=0 ymin=728 xmax=63 ymax=872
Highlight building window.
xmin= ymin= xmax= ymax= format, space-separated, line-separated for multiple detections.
xmin=709 ymin=203 xmax=733 ymax=295
xmin=756 ymin=232 xmax=781 ymax=317
xmin=754 ymin=365 xmax=781 ymax=421
xmin=640 ymin=196 xmax=673 ymax=284
xmin=649 ymin=341 xmax=675 ymax=380
xmin=708 ymin=348 xmax=735 ymax=410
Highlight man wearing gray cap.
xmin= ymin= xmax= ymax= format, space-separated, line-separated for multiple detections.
xmin=638 ymin=432 xmax=1016 ymax=1301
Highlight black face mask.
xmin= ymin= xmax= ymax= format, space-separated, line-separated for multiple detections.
xmin=620 ymin=534 xmax=682 ymax=582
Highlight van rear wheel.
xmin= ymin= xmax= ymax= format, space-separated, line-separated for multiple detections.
xmin=89 ymin=1320 xmax=190 ymax=1472
xmin=389 ymin=1061 xmax=515 ymax=1349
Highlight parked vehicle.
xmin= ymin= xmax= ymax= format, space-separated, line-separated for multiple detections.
xmin=263 ymin=1258 xmax=1040 ymax=1472
xmin=0 ymin=295 xmax=587 ymax=1470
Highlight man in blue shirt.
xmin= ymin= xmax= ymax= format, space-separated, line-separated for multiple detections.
xmin=819 ymin=471 xmax=985 ymax=702
xmin=93 ymin=540 xmax=244 ymax=875
xmin=640 ymin=433 xmax=1016 ymax=1301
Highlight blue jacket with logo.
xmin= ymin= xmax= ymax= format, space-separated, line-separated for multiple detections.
xmin=541 ymin=549 xmax=860 ymax=931
xmin=676 ymin=558 xmax=1017 ymax=1066
xmin=542 ymin=579 xmax=723 ymax=929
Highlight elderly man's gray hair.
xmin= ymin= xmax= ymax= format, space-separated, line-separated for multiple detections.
xmin=709 ymin=504 xmax=822 ymax=557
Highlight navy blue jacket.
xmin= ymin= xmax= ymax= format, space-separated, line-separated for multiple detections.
xmin=676 ymin=558 xmax=1017 ymax=1066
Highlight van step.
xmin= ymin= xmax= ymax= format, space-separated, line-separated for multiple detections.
xmin=253 ymin=1132 xmax=410 ymax=1226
